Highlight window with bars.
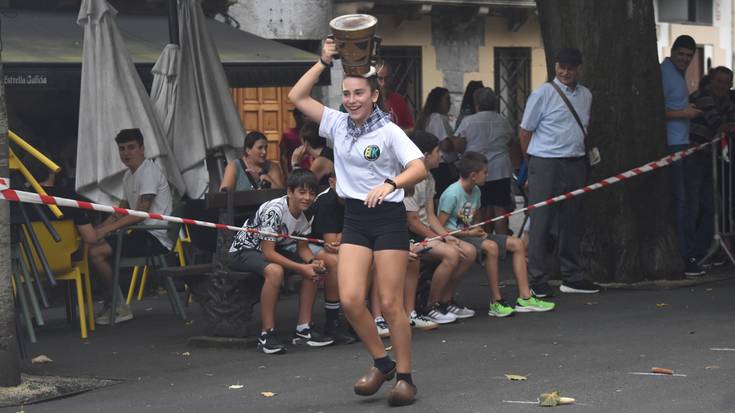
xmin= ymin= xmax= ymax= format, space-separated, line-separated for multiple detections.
xmin=377 ymin=46 xmax=423 ymax=120
xmin=494 ymin=47 xmax=531 ymax=131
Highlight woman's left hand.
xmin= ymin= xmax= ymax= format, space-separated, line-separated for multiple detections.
xmin=365 ymin=183 xmax=395 ymax=208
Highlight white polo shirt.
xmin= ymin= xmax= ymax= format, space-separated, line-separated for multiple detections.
xmin=319 ymin=107 xmax=423 ymax=203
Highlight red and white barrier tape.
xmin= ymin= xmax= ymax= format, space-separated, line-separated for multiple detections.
xmin=0 ymin=136 xmax=722 ymax=246
xmin=422 ymin=136 xmax=722 ymax=244
xmin=0 ymin=178 xmax=324 ymax=245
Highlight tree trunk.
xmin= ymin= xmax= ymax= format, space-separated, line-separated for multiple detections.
xmin=0 ymin=60 xmax=21 ymax=386
xmin=535 ymin=0 xmax=682 ymax=282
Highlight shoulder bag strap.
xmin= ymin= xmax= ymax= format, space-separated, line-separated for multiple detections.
xmin=548 ymin=81 xmax=587 ymax=139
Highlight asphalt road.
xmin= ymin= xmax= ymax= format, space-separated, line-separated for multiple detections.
xmin=5 ymin=267 xmax=735 ymax=413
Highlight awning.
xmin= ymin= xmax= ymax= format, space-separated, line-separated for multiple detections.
xmin=1 ymin=9 xmax=328 ymax=90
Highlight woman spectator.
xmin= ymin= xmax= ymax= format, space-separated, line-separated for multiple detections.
xmin=454 ymin=80 xmax=485 ymax=131
xmin=280 ymin=109 xmax=311 ymax=176
xmin=415 ymin=87 xmax=463 ymax=197
xmin=220 ymin=131 xmax=285 ymax=191
xmin=290 ymin=121 xmax=334 ymax=186
xmin=455 ymin=87 xmax=514 ymax=234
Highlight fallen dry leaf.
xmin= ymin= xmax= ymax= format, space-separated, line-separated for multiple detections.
xmin=505 ymin=374 xmax=528 ymax=381
xmin=261 ymin=391 xmax=277 ymax=397
xmin=31 ymin=355 xmax=53 ymax=364
xmin=228 ymin=384 xmax=244 ymax=390
xmin=539 ymin=391 xmax=575 ymax=406
xmin=705 ymin=365 xmax=720 ymax=370
xmin=655 ymin=303 xmax=669 ymax=308
xmin=651 ymin=367 xmax=674 ymax=375
xmin=539 ymin=391 xmax=561 ymax=407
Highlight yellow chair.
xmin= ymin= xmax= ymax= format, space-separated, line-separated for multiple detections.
xmin=126 ymin=225 xmax=191 ymax=304
xmin=24 ymin=220 xmax=95 ymax=339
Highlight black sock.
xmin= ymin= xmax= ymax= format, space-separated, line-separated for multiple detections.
xmin=438 ymin=301 xmax=450 ymax=312
xmin=396 ymin=373 xmax=413 ymax=385
xmin=325 ymin=300 xmax=340 ymax=324
xmin=374 ymin=356 xmax=396 ymax=374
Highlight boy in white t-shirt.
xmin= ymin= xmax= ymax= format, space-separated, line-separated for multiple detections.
xmin=229 ymin=169 xmax=335 ymax=354
xmin=437 ymin=152 xmax=555 ymax=317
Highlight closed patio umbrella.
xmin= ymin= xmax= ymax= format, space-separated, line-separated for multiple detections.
xmin=76 ymin=0 xmax=185 ymax=205
xmin=163 ymin=0 xmax=244 ymax=199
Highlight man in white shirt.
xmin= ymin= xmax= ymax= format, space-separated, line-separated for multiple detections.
xmin=90 ymin=128 xmax=173 ymax=325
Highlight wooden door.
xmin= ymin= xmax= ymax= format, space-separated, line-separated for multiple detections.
xmin=231 ymin=87 xmax=295 ymax=163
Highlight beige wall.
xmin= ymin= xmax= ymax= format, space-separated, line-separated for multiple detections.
xmin=468 ymin=15 xmax=547 ymax=91
xmin=374 ymin=14 xmax=547 ymax=104
xmin=374 ymin=15 xmax=443 ymax=103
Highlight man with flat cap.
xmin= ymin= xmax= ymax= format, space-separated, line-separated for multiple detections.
xmin=519 ymin=47 xmax=599 ymax=297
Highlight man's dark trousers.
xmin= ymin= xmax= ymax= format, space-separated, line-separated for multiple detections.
xmin=527 ymin=156 xmax=587 ymax=287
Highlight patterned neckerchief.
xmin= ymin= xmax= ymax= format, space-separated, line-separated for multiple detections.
xmin=346 ymin=106 xmax=392 ymax=141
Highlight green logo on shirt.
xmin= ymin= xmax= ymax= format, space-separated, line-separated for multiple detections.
xmin=363 ymin=145 xmax=381 ymax=161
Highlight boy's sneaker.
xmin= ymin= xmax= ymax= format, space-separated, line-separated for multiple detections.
xmin=292 ymin=327 xmax=335 ymax=347
xmin=409 ymin=311 xmax=438 ymax=331
xmin=530 ymin=283 xmax=554 ymax=298
xmin=426 ymin=303 xmax=457 ymax=324
xmin=375 ymin=317 xmax=390 ymax=338
xmin=560 ymin=279 xmax=600 ymax=294
xmin=95 ymin=303 xmax=134 ymax=325
xmin=515 ymin=296 xmax=556 ymax=312
xmin=447 ymin=301 xmax=475 ymax=319
xmin=684 ymin=258 xmax=706 ymax=278
xmin=488 ymin=300 xmax=514 ymax=318
xmin=258 ymin=329 xmax=286 ymax=354
xmin=324 ymin=318 xmax=358 ymax=345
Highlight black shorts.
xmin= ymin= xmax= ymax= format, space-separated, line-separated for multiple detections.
xmin=480 ymin=178 xmax=512 ymax=208
xmin=431 ymin=162 xmax=455 ymax=199
xmin=341 ymin=199 xmax=409 ymax=251
xmin=106 ymin=230 xmax=168 ymax=258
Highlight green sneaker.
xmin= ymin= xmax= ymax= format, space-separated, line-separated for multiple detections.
xmin=488 ymin=300 xmax=514 ymax=317
xmin=515 ymin=296 xmax=556 ymax=313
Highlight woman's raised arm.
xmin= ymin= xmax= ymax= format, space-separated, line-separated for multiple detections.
xmin=288 ymin=38 xmax=337 ymax=124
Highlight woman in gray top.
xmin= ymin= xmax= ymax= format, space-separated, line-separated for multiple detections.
xmin=455 ymin=87 xmax=515 ymax=234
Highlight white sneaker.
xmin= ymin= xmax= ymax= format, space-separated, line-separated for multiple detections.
xmin=96 ymin=304 xmax=134 ymax=325
xmin=447 ymin=303 xmax=476 ymax=319
xmin=426 ymin=305 xmax=457 ymax=324
xmin=409 ymin=311 xmax=438 ymax=331
xmin=375 ymin=316 xmax=390 ymax=338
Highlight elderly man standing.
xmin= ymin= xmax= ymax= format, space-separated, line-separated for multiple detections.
xmin=661 ymin=35 xmax=704 ymax=277
xmin=519 ymin=48 xmax=599 ymax=297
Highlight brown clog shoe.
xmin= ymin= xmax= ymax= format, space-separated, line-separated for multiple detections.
xmin=354 ymin=366 xmax=396 ymax=396
xmin=387 ymin=380 xmax=417 ymax=407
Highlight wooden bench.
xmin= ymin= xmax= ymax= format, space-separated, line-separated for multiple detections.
xmin=165 ymin=189 xmax=284 ymax=337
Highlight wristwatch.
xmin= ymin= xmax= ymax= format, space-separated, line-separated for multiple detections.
xmin=384 ymin=178 xmax=397 ymax=190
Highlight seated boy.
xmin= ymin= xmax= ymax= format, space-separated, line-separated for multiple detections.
xmin=437 ymin=152 xmax=555 ymax=317
xmin=308 ymin=173 xmax=357 ymax=344
xmin=404 ymin=131 xmax=477 ymax=324
xmin=228 ymin=169 xmax=334 ymax=354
